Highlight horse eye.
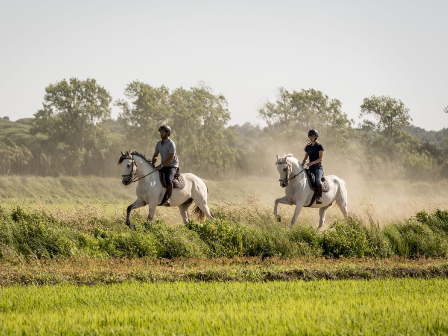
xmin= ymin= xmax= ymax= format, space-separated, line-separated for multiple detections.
xmin=283 ymin=167 xmax=287 ymax=171
xmin=127 ymin=163 xmax=131 ymax=167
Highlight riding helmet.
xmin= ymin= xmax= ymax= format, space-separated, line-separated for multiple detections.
xmin=308 ymin=129 xmax=319 ymax=137
xmin=158 ymin=125 xmax=171 ymax=133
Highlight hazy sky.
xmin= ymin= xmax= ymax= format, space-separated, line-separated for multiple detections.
xmin=1 ymin=0 xmax=447 ymax=130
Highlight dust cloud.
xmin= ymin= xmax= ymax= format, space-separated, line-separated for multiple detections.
xmin=205 ymin=143 xmax=448 ymax=228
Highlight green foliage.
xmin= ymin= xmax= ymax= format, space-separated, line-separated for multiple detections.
xmin=1 ymin=207 xmax=448 ymax=260
xmin=143 ymin=220 xmax=208 ymax=258
xmin=1 ymin=79 xmax=447 ymax=179
xmin=360 ymin=95 xmax=412 ymax=139
xmin=31 ymin=78 xmax=113 ymax=175
xmin=116 ymin=82 xmax=171 ymax=153
xmin=321 ymin=217 xmax=369 ymax=257
xmin=116 ymin=82 xmax=238 ymax=177
xmin=92 ymin=228 xmax=158 ymax=258
xmin=258 ymin=87 xmax=354 ymax=154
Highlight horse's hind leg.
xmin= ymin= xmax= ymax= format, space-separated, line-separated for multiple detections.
xmin=337 ymin=202 xmax=349 ymax=218
xmin=126 ymin=198 xmax=146 ymax=229
xmin=318 ymin=205 xmax=331 ymax=229
xmin=335 ymin=194 xmax=349 ymax=218
xmin=178 ymin=199 xmax=193 ymax=224
xmin=335 ymin=180 xmax=349 ymax=218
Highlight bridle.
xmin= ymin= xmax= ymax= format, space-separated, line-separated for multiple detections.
xmin=121 ymin=156 xmax=158 ymax=183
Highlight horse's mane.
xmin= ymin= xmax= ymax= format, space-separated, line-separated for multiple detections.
xmin=130 ymin=150 xmax=149 ymax=162
xmin=118 ymin=149 xmax=153 ymax=165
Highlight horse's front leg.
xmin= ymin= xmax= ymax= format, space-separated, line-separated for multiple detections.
xmin=147 ymin=199 xmax=158 ymax=222
xmin=126 ymin=198 xmax=146 ymax=230
xmin=274 ymin=196 xmax=294 ymax=222
xmin=290 ymin=202 xmax=306 ymax=230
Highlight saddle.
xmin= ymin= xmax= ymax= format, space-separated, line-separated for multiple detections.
xmin=159 ymin=168 xmax=185 ymax=189
xmin=157 ymin=168 xmax=186 ymax=207
xmin=303 ymin=170 xmax=330 ymax=208
xmin=305 ymin=169 xmax=330 ymax=193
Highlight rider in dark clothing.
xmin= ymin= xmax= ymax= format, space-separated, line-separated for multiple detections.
xmin=152 ymin=125 xmax=179 ymax=206
xmin=302 ymin=129 xmax=324 ymax=204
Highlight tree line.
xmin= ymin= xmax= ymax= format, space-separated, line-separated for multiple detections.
xmin=1 ymin=77 xmax=447 ymax=179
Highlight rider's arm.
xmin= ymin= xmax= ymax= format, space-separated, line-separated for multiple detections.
xmin=152 ymin=143 xmax=159 ymax=163
xmin=309 ymin=150 xmax=323 ymax=167
xmin=302 ymin=153 xmax=309 ymax=165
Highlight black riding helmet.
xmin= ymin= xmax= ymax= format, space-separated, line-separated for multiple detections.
xmin=308 ymin=129 xmax=319 ymax=137
xmin=158 ymin=125 xmax=171 ymax=133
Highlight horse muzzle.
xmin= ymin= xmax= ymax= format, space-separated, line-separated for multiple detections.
xmin=122 ymin=177 xmax=132 ymax=186
xmin=280 ymin=180 xmax=288 ymax=188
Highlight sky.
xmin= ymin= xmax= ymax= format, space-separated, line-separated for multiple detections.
xmin=1 ymin=0 xmax=447 ymax=131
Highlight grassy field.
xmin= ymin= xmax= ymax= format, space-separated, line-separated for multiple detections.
xmin=1 ymin=176 xmax=448 ymax=334
xmin=1 ymin=279 xmax=448 ymax=335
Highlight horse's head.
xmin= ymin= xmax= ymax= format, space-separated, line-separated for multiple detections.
xmin=118 ymin=150 xmax=137 ymax=186
xmin=275 ymin=154 xmax=293 ymax=188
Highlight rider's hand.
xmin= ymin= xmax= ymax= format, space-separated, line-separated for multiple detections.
xmin=157 ymin=165 xmax=162 ymax=170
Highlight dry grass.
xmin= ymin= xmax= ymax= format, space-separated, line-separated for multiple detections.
xmin=2 ymin=256 xmax=448 ymax=286
xmin=1 ymin=175 xmax=447 ymax=229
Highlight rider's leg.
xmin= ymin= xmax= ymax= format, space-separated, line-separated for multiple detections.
xmin=314 ymin=168 xmax=323 ymax=204
xmin=164 ymin=167 xmax=176 ymax=206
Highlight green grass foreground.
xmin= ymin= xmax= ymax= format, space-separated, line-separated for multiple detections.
xmin=1 ymin=279 xmax=448 ymax=335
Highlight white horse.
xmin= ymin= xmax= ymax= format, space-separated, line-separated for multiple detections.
xmin=274 ymin=154 xmax=348 ymax=229
xmin=118 ymin=150 xmax=213 ymax=229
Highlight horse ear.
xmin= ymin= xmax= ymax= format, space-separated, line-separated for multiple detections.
xmin=121 ymin=151 xmax=124 ymax=156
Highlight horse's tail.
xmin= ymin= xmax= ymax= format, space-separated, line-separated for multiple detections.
xmin=193 ymin=205 xmax=206 ymax=221
xmin=192 ymin=178 xmax=213 ymax=220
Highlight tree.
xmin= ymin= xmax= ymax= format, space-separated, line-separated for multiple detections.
xmin=359 ymin=96 xmax=412 ymax=140
xmin=168 ymin=84 xmax=237 ymax=176
xmin=258 ymin=88 xmax=353 ymax=152
xmin=31 ymin=78 xmax=112 ymax=175
xmin=116 ymin=82 xmax=171 ymax=153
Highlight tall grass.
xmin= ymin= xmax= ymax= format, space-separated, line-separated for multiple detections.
xmin=1 ymin=205 xmax=448 ymax=260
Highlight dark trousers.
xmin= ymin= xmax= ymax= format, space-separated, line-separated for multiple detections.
xmin=160 ymin=167 xmax=178 ymax=187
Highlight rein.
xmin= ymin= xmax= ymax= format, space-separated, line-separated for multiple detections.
xmin=287 ymin=169 xmax=304 ymax=181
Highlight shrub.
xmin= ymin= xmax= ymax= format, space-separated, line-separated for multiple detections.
xmin=144 ymin=220 xmax=208 ymax=258
xmin=321 ymin=217 xmax=369 ymax=258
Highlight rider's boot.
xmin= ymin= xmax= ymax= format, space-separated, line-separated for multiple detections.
xmin=164 ymin=184 xmax=173 ymax=207
xmin=316 ymin=184 xmax=323 ymax=204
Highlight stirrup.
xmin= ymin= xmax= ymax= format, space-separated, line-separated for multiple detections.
xmin=316 ymin=197 xmax=322 ymax=204
xmin=163 ymin=199 xmax=171 ymax=207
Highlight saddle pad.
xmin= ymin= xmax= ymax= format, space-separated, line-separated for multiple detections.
xmin=173 ymin=174 xmax=185 ymax=189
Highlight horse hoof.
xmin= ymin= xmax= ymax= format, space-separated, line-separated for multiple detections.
xmin=276 ymin=215 xmax=282 ymax=222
